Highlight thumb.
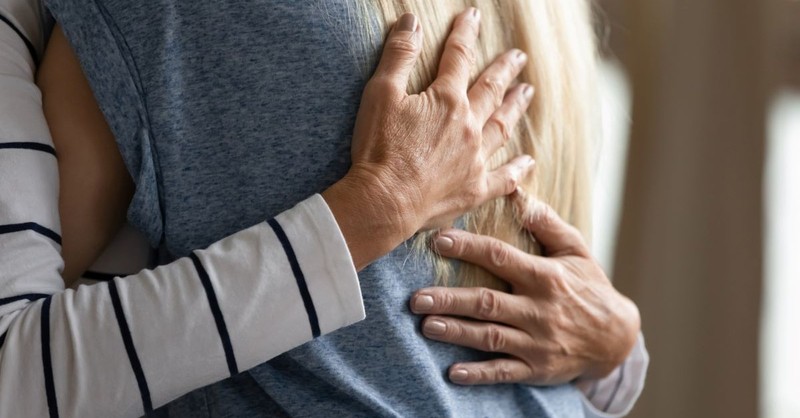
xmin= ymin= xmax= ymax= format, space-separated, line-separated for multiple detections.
xmin=371 ymin=13 xmax=423 ymax=94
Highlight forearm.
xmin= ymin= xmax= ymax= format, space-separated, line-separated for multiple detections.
xmin=0 ymin=195 xmax=364 ymax=417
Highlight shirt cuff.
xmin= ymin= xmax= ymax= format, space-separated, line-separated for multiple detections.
xmin=577 ymin=332 xmax=650 ymax=417
xmin=275 ymin=194 xmax=365 ymax=334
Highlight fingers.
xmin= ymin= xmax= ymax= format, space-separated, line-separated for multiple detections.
xmin=448 ymin=357 xmax=581 ymax=386
xmin=420 ymin=315 xmax=532 ymax=357
xmin=371 ymin=13 xmax=423 ymax=95
xmin=469 ymin=49 xmax=529 ymax=123
xmin=511 ymin=188 xmax=590 ymax=257
xmin=411 ymin=287 xmax=538 ymax=328
xmin=448 ymin=358 xmax=534 ymax=385
xmin=482 ymin=155 xmax=535 ymax=202
xmin=481 ymin=83 xmax=535 ymax=156
xmin=433 ymin=8 xmax=481 ymax=90
xmin=428 ymin=229 xmax=560 ymax=288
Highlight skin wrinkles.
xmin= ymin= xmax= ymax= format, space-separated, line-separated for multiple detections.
xmin=410 ymin=188 xmax=641 ymax=385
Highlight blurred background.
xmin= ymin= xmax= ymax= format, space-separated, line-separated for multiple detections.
xmin=588 ymin=1 xmax=799 ymax=417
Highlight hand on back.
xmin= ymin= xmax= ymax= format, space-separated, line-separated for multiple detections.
xmin=349 ymin=9 xmax=535 ymax=236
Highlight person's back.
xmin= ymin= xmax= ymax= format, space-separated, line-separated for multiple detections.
xmin=43 ymin=0 xmax=594 ymax=416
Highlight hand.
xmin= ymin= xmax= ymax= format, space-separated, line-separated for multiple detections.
xmin=409 ymin=188 xmax=641 ymax=385
xmin=324 ymin=9 xmax=535 ymax=269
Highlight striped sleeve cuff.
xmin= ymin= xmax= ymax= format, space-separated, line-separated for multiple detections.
xmin=579 ymin=333 xmax=650 ymax=417
xmin=275 ymin=194 xmax=365 ymax=334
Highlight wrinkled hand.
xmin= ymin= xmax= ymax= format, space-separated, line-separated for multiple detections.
xmin=410 ymin=189 xmax=641 ymax=385
xmin=324 ymin=9 xmax=537 ymax=269
xmin=347 ymin=9 xmax=535 ymax=235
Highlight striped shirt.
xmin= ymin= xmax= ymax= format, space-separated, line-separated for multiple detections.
xmin=0 ymin=0 xmax=648 ymax=416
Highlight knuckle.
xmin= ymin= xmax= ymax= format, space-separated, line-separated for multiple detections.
xmin=504 ymin=173 xmax=519 ymax=194
xmin=552 ymin=274 xmax=573 ymax=296
xmin=447 ymin=39 xmax=476 ymax=66
xmin=464 ymin=183 xmax=484 ymax=206
xmin=485 ymin=324 xmax=506 ymax=352
xmin=526 ymin=260 xmax=542 ymax=279
xmin=437 ymin=88 xmax=469 ymax=115
xmin=541 ymin=267 xmax=569 ymax=296
xmin=478 ymin=366 xmax=503 ymax=384
xmin=482 ymin=77 xmax=505 ymax=103
xmin=551 ymin=310 xmax=571 ymax=332
xmin=486 ymin=115 xmax=512 ymax=143
xmin=530 ymin=263 xmax=557 ymax=295
xmin=385 ymin=37 xmax=419 ymax=57
xmin=477 ymin=289 xmax=501 ymax=320
xmin=489 ymin=241 xmax=511 ymax=268
xmin=452 ymin=96 xmax=471 ymax=114
xmin=447 ymin=321 xmax=465 ymax=339
xmin=462 ymin=125 xmax=482 ymax=146
xmin=551 ymin=263 xmax=568 ymax=280
xmin=476 ymin=367 xmax=492 ymax=383
xmin=520 ymin=305 xmax=541 ymax=325
xmin=441 ymin=291 xmax=458 ymax=311
xmin=496 ymin=364 xmax=515 ymax=382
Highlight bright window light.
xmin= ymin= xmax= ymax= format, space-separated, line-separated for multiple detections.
xmin=761 ymin=90 xmax=800 ymax=418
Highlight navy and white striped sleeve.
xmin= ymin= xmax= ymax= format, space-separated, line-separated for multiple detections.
xmin=1 ymin=198 xmax=365 ymax=418
xmin=0 ymin=1 xmax=366 ymax=416
xmin=579 ymin=333 xmax=650 ymax=418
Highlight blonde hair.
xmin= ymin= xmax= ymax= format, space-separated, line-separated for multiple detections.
xmin=352 ymin=0 xmax=598 ymax=289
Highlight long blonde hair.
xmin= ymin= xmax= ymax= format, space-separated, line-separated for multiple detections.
xmin=351 ymin=0 xmax=598 ymax=289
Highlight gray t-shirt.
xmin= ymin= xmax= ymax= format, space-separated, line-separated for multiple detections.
xmin=45 ymin=0 xmax=583 ymax=416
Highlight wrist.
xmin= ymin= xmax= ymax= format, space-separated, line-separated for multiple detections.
xmin=322 ymin=166 xmax=418 ymax=270
xmin=581 ymin=294 xmax=641 ymax=380
xmin=350 ymin=163 xmax=425 ymax=236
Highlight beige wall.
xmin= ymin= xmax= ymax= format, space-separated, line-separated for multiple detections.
xmin=597 ymin=0 xmax=771 ymax=416
xmin=598 ymin=0 xmax=798 ymax=89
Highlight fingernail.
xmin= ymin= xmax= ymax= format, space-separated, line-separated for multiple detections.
xmin=424 ymin=319 xmax=447 ymax=335
xmin=397 ymin=13 xmax=417 ymax=32
xmin=521 ymin=155 xmax=535 ymax=167
xmin=524 ymin=85 xmax=535 ymax=99
xmin=413 ymin=295 xmax=435 ymax=312
xmin=434 ymin=235 xmax=454 ymax=252
xmin=450 ymin=368 xmax=469 ymax=382
xmin=471 ymin=8 xmax=480 ymax=19
xmin=515 ymin=50 xmax=527 ymax=63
